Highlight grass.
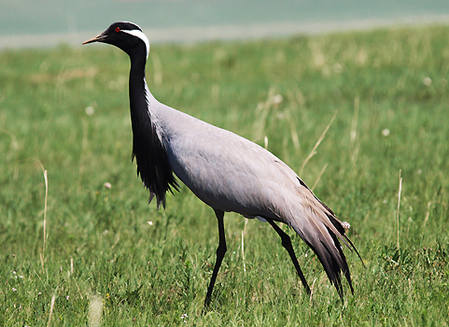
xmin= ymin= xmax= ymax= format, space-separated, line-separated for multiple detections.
xmin=1 ymin=25 xmax=449 ymax=326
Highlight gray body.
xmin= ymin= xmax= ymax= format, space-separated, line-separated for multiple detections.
xmin=155 ymin=96 xmax=294 ymax=219
xmin=151 ymin=91 xmax=336 ymax=231
xmin=148 ymin=86 xmax=360 ymax=297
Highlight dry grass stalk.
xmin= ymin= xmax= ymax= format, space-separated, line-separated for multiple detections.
xmin=309 ymin=278 xmax=317 ymax=302
xmin=422 ymin=201 xmax=432 ymax=227
xmin=311 ymin=163 xmax=328 ymax=191
xmin=300 ymin=112 xmax=337 ymax=175
xmin=263 ymin=136 xmax=268 ymax=149
xmin=241 ymin=218 xmax=249 ymax=273
xmin=37 ymin=162 xmax=49 ymax=272
xmin=396 ymin=170 xmax=403 ymax=250
xmin=47 ymin=291 xmax=57 ymax=327
xmin=351 ymin=96 xmax=360 ymax=165
xmin=350 ymin=96 xmax=359 ymax=143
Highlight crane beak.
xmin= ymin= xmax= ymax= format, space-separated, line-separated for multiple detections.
xmin=82 ymin=33 xmax=107 ymax=45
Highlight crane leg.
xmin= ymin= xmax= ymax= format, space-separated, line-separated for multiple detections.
xmin=204 ymin=209 xmax=227 ymax=308
xmin=267 ymin=219 xmax=311 ymax=295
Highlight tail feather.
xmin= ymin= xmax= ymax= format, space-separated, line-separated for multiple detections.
xmin=327 ymin=227 xmax=354 ymax=294
xmin=296 ymin=177 xmax=360 ymax=255
xmin=328 ymin=213 xmax=365 ymax=267
xmin=287 ymin=180 xmax=361 ymax=297
xmin=294 ymin=221 xmax=351 ymax=298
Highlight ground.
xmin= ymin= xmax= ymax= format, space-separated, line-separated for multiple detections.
xmin=0 ymin=25 xmax=448 ymax=326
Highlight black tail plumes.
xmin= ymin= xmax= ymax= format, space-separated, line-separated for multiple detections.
xmin=294 ymin=177 xmax=362 ymax=298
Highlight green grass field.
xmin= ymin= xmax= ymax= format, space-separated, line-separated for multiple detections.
xmin=1 ymin=25 xmax=448 ymax=326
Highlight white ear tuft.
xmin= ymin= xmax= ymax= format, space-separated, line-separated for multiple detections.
xmin=122 ymin=29 xmax=150 ymax=59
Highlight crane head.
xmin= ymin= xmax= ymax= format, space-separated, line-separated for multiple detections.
xmin=82 ymin=21 xmax=149 ymax=59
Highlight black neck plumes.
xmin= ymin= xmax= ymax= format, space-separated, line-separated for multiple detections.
xmin=128 ymin=52 xmax=178 ymax=208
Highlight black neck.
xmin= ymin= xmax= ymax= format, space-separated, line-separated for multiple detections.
xmin=127 ymin=50 xmax=179 ymax=207
xmin=129 ymin=52 xmax=148 ymax=119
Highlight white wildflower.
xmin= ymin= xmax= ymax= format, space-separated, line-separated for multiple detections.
xmin=85 ymin=106 xmax=95 ymax=116
xmin=272 ymin=94 xmax=283 ymax=105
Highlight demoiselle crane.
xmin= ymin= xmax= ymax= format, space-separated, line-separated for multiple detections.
xmin=83 ymin=22 xmax=362 ymax=307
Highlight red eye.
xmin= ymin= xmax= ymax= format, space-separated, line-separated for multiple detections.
xmin=115 ymin=27 xmax=120 ymax=32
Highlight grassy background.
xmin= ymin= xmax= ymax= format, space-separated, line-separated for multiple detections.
xmin=1 ymin=25 xmax=449 ymax=326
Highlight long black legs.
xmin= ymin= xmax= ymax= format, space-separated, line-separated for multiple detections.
xmin=204 ymin=209 xmax=227 ymax=308
xmin=203 ymin=214 xmax=308 ymax=307
xmin=267 ymin=219 xmax=311 ymax=295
